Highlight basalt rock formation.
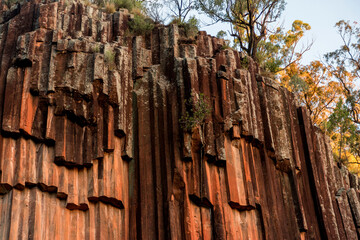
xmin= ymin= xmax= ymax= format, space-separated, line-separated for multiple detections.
xmin=0 ymin=0 xmax=360 ymax=239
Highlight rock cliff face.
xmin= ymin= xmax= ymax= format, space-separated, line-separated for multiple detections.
xmin=0 ymin=1 xmax=360 ymax=239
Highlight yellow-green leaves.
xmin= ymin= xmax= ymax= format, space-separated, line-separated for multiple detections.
xmin=197 ymin=0 xmax=286 ymax=58
xmin=257 ymin=20 xmax=312 ymax=74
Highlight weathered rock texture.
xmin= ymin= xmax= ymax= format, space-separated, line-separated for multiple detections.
xmin=0 ymin=0 xmax=359 ymax=239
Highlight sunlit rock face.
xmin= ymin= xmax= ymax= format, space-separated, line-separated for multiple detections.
xmin=0 ymin=1 xmax=359 ymax=239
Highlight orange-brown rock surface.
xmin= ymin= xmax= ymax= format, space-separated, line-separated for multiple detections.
xmin=0 ymin=0 xmax=359 ymax=239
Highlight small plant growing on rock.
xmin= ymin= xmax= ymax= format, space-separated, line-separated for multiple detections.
xmin=221 ymin=40 xmax=232 ymax=50
xmin=216 ymin=31 xmax=232 ymax=50
xmin=105 ymin=2 xmax=116 ymax=13
xmin=92 ymin=44 xmax=101 ymax=53
xmin=240 ymin=55 xmax=249 ymax=69
xmin=180 ymin=92 xmax=211 ymax=132
xmin=182 ymin=16 xmax=199 ymax=38
xmin=104 ymin=50 xmax=116 ymax=70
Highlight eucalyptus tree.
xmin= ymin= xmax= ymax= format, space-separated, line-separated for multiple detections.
xmin=166 ymin=0 xmax=195 ymax=22
xmin=325 ymin=21 xmax=360 ymax=124
xmin=197 ymin=0 xmax=286 ymax=59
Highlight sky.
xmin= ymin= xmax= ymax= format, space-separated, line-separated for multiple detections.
xmin=200 ymin=0 xmax=360 ymax=64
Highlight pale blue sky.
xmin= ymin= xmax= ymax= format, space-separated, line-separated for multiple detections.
xmin=200 ymin=0 xmax=360 ymax=64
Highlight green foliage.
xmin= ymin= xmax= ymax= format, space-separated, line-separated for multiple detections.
xmin=281 ymin=61 xmax=342 ymax=126
xmin=197 ymin=0 xmax=286 ymax=58
xmin=288 ymin=74 xmax=308 ymax=93
xmin=129 ymin=13 xmax=154 ymax=36
xmin=179 ymin=93 xmax=211 ymax=131
xmin=325 ymin=20 xmax=360 ymax=123
xmin=240 ymin=55 xmax=249 ymax=68
xmin=172 ymin=16 xmax=199 ymax=38
xmin=327 ymin=100 xmax=352 ymax=133
xmin=325 ymin=20 xmax=360 ymax=75
xmin=217 ymin=31 xmax=231 ymax=49
xmin=104 ymin=2 xmax=116 ymax=13
xmin=104 ymin=50 xmax=116 ymax=70
xmin=94 ymin=0 xmax=144 ymax=12
xmin=112 ymin=0 xmax=143 ymax=11
xmin=321 ymin=20 xmax=360 ymax=172
xmin=93 ymin=0 xmax=144 ymax=13
xmin=257 ymin=20 xmax=312 ymax=73
xmin=221 ymin=40 xmax=232 ymax=50
xmin=326 ymin=99 xmax=360 ymax=163
xmin=198 ymin=2 xmax=310 ymax=72
xmin=92 ymin=44 xmax=101 ymax=53
xmin=263 ymin=58 xmax=282 ymax=73
xmin=183 ymin=16 xmax=199 ymax=38
xmin=216 ymin=30 xmax=227 ymax=39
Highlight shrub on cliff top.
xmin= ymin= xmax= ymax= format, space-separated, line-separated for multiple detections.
xmin=216 ymin=30 xmax=227 ymax=39
xmin=95 ymin=0 xmax=144 ymax=13
xmin=96 ymin=0 xmax=154 ymax=36
xmin=104 ymin=2 xmax=116 ymax=13
xmin=111 ymin=0 xmax=143 ymax=12
xmin=129 ymin=12 xmax=154 ymax=36
xmin=171 ymin=16 xmax=199 ymax=39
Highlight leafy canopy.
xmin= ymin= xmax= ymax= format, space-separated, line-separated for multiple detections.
xmin=257 ymin=20 xmax=312 ymax=73
xmin=326 ymin=99 xmax=360 ymax=165
xmin=280 ymin=61 xmax=342 ymax=127
xmin=325 ymin=20 xmax=360 ymax=124
xmin=197 ymin=0 xmax=286 ymax=59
